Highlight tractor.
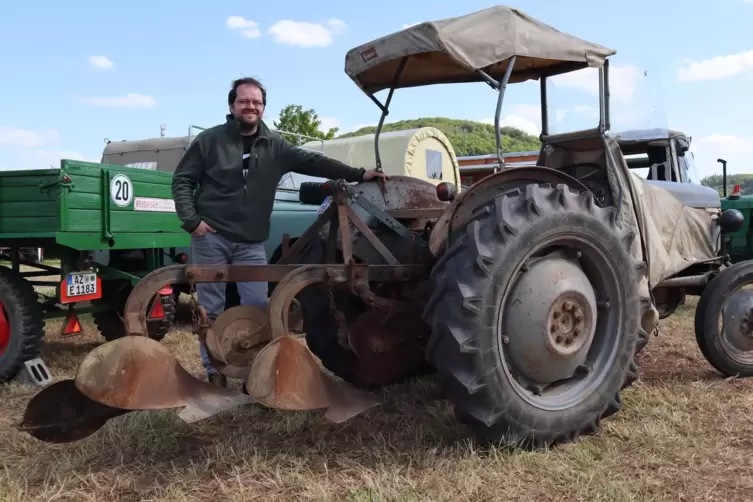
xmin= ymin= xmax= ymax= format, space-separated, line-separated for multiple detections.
xmin=18 ymin=5 xmax=749 ymax=449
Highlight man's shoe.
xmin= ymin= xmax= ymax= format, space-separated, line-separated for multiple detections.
xmin=208 ymin=372 xmax=227 ymax=388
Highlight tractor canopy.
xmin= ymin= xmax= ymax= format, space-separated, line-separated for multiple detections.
xmin=344 ymin=5 xmax=615 ymax=94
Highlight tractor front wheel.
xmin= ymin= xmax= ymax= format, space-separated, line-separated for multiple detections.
xmin=695 ymin=260 xmax=753 ymax=377
xmin=0 ymin=267 xmax=45 ymax=382
xmin=424 ymin=183 xmax=650 ymax=448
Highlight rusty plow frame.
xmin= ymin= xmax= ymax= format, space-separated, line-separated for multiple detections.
xmin=18 ymin=179 xmax=439 ymax=443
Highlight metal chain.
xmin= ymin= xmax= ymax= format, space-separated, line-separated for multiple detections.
xmin=188 ymin=277 xmax=201 ymax=331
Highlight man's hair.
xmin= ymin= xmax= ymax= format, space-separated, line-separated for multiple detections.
xmin=228 ymin=77 xmax=267 ymax=106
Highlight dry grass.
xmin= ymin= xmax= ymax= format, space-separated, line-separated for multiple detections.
xmin=2 ymin=296 xmax=753 ymax=501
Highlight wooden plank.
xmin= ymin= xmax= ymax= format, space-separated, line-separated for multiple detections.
xmin=0 ymin=174 xmax=59 ymax=188
xmin=0 ymin=217 xmax=58 ymax=234
xmin=65 ymin=192 xmax=101 ymax=211
xmin=63 ymin=210 xmax=100 ymax=232
xmin=64 ymin=173 xmax=100 ymax=194
xmin=0 ymin=186 xmax=60 ymax=203
xmin=109 ymin=211 xmax=183 ymax=233
xmin=0 ymin=201 xmax=58 ymax=217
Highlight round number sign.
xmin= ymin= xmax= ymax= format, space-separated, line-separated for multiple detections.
xmin=110 ymin=174 xmax=133 ymax=207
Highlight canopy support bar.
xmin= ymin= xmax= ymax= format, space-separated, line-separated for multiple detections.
xmin=370 ymin=57 xmax=409 ymax=172
xmin=493 ymin=56 xmax=517 ymax=172
xmin=540 ymin=77 xmax=549 ymax=137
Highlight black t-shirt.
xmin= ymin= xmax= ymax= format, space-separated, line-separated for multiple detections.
xmin=242 ymin=133 xmax=257 ymax=182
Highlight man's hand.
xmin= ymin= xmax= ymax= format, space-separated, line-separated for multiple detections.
xmin=191 ymin=220 xmax=216 ymax=238
xmin=362 ymin=169 xmax=390 ymax=182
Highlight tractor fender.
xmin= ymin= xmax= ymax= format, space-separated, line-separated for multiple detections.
xmin=429 ymin=166 xmax=591 ymax=256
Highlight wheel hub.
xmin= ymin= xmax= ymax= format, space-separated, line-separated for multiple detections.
xmin=502 ymin=251 xmax=597 ymax=385
xmin=547 ymin=297 xmax=591 ymax=356
xmin=721 ymin=289 xmax=753 ymax=351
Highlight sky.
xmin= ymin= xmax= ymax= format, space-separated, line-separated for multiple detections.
xmin=1 ymin=0 xmax=753 ymax=180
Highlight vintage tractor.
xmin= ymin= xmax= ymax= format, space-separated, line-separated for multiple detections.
xmin=18 ymin=5 xmax=748 ymax=448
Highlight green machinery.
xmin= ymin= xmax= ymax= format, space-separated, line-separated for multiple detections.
xmin=717 ymin=158 xmax=753 ymax=264
xmin=0 ymin=160 xmax=186 ymax=383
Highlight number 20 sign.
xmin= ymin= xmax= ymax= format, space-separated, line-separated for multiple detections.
xmin=110 ymin=174 xmax=133 ymax=208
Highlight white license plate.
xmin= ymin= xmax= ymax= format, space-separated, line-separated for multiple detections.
xmin=317 ymin=196 xmax=332 ymax=215
xmin=65 ymin=272 xmax=98 ymax=297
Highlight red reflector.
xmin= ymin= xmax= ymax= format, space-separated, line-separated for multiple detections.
xmin=149 ymin=298 xmax=165 ymax=319
xmin=61 ymin=311 xmax=82 ymax=336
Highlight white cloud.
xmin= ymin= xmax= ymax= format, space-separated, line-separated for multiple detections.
xmin=551 ymin=65 xmax=641 ymax=103
xmin=481 ymin=104 xmax=541 ymax=136
xmin=676 ymin=49 xmax=753 ymax=81
xmin=688 ymin=134 xmax=753 ymax=180
xmin=88 ymin=55 xmax=113 ymax=70
xmin=226 ymin=16 xmax=261 ymax=38
xmin=268 ymin=19 xmax=349 ymax=48
xmin=81 ymin=93 xmax=157 ymax=109
xmin=327 ymin=18 xmax=348 ymax=34
xmin=698 ymin=134 xmax=753 ymax=153
xmin=0 ymin=127 xmax=61 ymax=148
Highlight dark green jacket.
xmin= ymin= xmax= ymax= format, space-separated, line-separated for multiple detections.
xmin=171 ymin=115 xmax=366 ymax=243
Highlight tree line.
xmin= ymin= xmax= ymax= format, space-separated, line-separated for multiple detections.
xmin=273 ymin=104 xmax=541 ymax=157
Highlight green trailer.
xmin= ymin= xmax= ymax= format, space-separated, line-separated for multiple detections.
xmin=0 ymin=160 xmax=188 ymax=383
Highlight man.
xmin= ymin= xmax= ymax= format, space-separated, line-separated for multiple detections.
xmin=172 ymin=77 xmax=387 ymax=387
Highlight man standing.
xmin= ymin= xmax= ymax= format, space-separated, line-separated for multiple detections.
xmin=172 ymin=77 xmax=387 ymax=386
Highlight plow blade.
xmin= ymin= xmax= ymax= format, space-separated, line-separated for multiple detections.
xmin=18 ymin=379 xmax=129 ymax=443
xmin=246 ymin=335 xmax=382 ymax=421
xmin=74 ymin=336 xmax=253 ymax=411
xmin=17 ymin=336 xmax=254 ymax=444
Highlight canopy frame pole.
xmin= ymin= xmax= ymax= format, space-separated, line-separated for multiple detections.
xmin=539 ymin=77 xmax=549 ymax=138
xmin=490 ymin=56 xmax=517 ymax=172
xmin=369 ymin=57 xmax=409 ymax=173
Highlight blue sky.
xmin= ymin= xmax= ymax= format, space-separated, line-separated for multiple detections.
xmin=1 ymin=0 xmax=753 ymax=179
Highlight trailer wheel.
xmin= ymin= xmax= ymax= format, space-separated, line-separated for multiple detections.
xmin=695 ymin=260 xmax=753 ymax=377
xmin=424 ymin=183 xmax=650 ymax=448
xmin=0 ymin=267 xmax=45 ymax=382
xmin=92 ymin=280 xmax=176 ymax=342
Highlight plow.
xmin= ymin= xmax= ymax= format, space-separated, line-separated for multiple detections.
xmin=15 ymin=5 xmax=752 ymax=449
xmin=20 ymin=176 xmax=447 ymax=442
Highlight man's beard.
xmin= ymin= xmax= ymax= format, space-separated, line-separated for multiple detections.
xmin=235 ymin=113 xmax=260 ymax=133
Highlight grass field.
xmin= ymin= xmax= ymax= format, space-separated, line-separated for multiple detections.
xmin=1 ymin=295 xmax=753 ymax=501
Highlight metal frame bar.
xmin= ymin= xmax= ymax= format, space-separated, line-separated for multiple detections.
xmin=122 ymin=180 xmax=430 ymax=336
xmin=492 ymin=56 xmax=517 ymax=172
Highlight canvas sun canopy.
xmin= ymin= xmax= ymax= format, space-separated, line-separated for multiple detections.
xmin=344 ymin=5 xmax=616 ymax=94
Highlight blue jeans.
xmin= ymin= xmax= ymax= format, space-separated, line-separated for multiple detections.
xmin=191 ymin=231 xmax=268 ymax=376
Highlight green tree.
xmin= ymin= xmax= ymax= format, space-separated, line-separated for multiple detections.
xmin=701 ymin=173 xmax=753 ymax=196
xmin=273 ymin=104 xmax=339 ymax=145
xmin=338 ymin=117 xmax=540 ymax=156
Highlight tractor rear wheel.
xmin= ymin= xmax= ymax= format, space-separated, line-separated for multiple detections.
xmin=0 ymin=267 xmax=45 ymax=382
xmin=424 ymin=183 xmax=649 ymax=448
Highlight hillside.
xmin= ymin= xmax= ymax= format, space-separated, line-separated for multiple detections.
xmin=701 ymin=173 xmax=753 ymax=196
xmin=337 ymin=117 xmax=541 ymax=157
